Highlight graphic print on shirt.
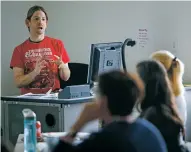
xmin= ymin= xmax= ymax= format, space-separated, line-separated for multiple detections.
xmin=24 ymin=48 xmax=57 ymax=89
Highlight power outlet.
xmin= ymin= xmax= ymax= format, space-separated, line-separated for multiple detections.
xmin=172 ymin=41 xmax=176 ymax=49
xmin=171 ymin=40 xmax=178 ymax=55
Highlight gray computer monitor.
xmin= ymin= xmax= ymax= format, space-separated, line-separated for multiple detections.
xmin=87 ymin=42 xmax=123 ymax=87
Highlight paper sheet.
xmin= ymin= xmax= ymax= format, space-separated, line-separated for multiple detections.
xmin=137 ymin=28 xmax=149 ymax=48
xmin=17 ymin=93 xmax=58 ymax=99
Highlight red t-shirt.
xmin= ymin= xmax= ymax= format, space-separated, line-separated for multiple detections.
xmin=10 ymin=36 xmax=70 ymax=94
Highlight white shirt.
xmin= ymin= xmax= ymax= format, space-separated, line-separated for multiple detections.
xmin=175 ymin=93 xmax=187 ymax=126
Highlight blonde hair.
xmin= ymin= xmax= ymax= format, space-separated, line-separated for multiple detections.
xmin=150 ymin=50 xmax=184 ymax=96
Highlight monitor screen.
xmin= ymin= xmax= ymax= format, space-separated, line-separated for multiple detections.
xmin=87 ymin=42 xmax=123 ymax=87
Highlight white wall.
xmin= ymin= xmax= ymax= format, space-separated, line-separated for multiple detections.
xmin=2 ymin=1 xmax=191 ymax=96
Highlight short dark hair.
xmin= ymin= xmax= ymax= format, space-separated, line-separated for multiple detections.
xmin=26 ymin=5 xmax=48 ymax=20
xmin=98 ymin=70 xmax=144 ymax=116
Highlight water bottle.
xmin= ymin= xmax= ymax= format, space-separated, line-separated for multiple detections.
xmin=22 ymin=109 xmax=37 ymax=152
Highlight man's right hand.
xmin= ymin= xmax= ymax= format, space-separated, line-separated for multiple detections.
xmin=13 ymin=56 xmax=46 ymax=88
xmin=33 ymin=57 xmax=46 ymax=75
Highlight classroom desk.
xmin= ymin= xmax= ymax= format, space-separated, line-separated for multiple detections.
xmin=1 ymin=95 xmax=99 ymax=146
xmin=14 ymin=132 xmax=90 ymax=152
xmin=2 ymin=86 xmax=191 ymax=145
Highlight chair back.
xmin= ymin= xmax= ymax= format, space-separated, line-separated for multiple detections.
xmin=60 ymin=62 xmax=89 ymax=89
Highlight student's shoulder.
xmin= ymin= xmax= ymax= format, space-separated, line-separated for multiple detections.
xmin=86 ymin=122 xmax=129 ymax=143
xmin=100 ymin=121 xmax=132 ymax=136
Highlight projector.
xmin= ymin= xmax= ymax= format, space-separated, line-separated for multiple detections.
xmin=58 ymin=84 xmax=91 ymax=99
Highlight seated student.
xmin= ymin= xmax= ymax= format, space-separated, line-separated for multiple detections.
xmin=150 ymin=50 xmax=187 ymax=126
xmin=136 ymin=60 xmax=189 ymax=152
xmin=53 ymin=70 xmax=167 ymax=152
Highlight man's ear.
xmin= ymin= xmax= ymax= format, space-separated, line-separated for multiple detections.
xmin=25 ymin=19 xmax=30 ymax=28
xmin=45 ymin=20 xmax=48 ymax=30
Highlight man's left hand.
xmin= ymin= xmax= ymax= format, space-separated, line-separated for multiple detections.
xmin=54 ymin=55 xmax=63 ymax=66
